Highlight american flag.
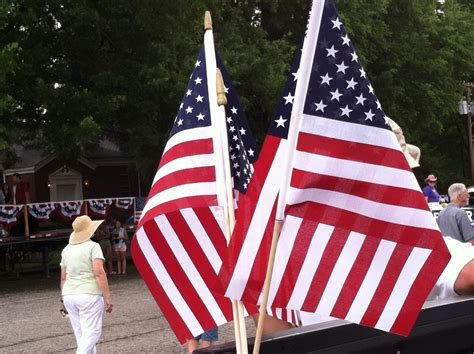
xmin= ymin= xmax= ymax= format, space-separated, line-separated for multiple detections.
xmin=131 ymin=30 xmax=258 ymax=342
xmin=220 ymin=0 xmax=450 ymax=336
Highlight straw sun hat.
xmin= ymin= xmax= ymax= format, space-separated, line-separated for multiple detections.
xmin=69 ymin=215 xmax=104 ymax=245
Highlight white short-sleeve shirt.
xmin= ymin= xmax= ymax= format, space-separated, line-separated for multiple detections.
xmin=60 ymin=240 xmax=105 ymax=296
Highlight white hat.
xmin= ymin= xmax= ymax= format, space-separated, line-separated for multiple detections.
xmin=69 ymin=215 xmax=104 ymax=245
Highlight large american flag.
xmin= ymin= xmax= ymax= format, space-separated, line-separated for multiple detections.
xmin=220 ymin=0 xmax=450 ymax=336
xmin=131 ymin=31 xmax=258 ymax=342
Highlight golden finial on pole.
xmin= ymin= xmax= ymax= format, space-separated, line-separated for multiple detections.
xmin=204 ymin=11 xmax=212 ymax=30
xmin=216 ymin=68 xmax=227 ymax=106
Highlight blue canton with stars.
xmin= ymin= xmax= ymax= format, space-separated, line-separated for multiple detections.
xmin=169 ymin=46 xmax=258 ymax=194
xmin=171 ymin=48 xmax=211 ymax=137
xmin=268 ymin=46 xmax=302 ymax=139
xmin=303 ymin=0 xmax=389 ymax=130
xmin=217 ymin=53 xmax=259 ymax=193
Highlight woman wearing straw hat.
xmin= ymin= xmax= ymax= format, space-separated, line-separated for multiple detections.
xmin=60 ymin=215 xmax=113 ymax=354
xmin=423 ymin=174 xmax=441 ymax=203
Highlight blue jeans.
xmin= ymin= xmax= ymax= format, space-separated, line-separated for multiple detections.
xmin=194 ymin=327 xmax=218 ymax=342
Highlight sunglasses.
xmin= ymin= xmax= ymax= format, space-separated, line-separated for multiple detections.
xmin=428 ymin=181 xmax=436 ymax=184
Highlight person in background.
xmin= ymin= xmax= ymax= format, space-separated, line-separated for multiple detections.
xmin=422 ymin=174 xmax=440 ymax=203
xmin=11 ymin=173 xmax=29 ymax=205
xmin=95 ymin=224 xmax=113 ymax=275
xmin=60 ymin=215 xmax=113 ymax=354
xmin=113 ymin=220 xmax=128 ymax=275
xmin=437 ymin=183 xmax=474 ymax=244
xmin=187 ymin=327 xmax=218 ymax=353
xmin=423 ymin=175 xmax=440 ymax=203
xmin=1 ymin=183 xmax=11 ymax=204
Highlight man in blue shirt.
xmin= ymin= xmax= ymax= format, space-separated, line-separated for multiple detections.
xmin=437 ymin=183 xmax=474 ymax=244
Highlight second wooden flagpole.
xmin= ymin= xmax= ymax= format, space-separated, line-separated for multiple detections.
xmin=252 ymin=219 xmax=283 ymax=354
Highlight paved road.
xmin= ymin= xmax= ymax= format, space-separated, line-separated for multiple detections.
xmin=0 ymin=266 xmax=254 ymax=353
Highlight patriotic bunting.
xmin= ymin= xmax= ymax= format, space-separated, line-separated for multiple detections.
xmin=0 ymin=205 xmax=24 ymax=226
xmin=28 ymin=203 xmax=57 ymax=221
xmin=57 ymin=201 xmax=84 ymax=221
xmin=115 ymin=198 xmax=134 ymax=210
xmin=88 ymin=199 xmax=113 ymax=216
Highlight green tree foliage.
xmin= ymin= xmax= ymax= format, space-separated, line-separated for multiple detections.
xmin=0 ymin=0 xmax=472 ymax=192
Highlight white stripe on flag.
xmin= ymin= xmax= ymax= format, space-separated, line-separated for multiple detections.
xmin=287 ymin=186 xmax=438 ymax=230
xmin=345 ymin=239 xmax=397 ymax=323
xmin=141 ymin=182 xmax=217 ymax=220
xmin=300 ymin=114 xmax=401 ymax=151
xmin=163 ymin=127 xmax=213 ymax=154
xmin=156 ymin=215 xmax=228 ymax=325
xmin=226 ymin=141 xmax=288 ymax=300
xmin=315 ymin=231 xmax=366 ymax=315
xmin=210 ymin=206 xmax=227 ymax=240
xmin=180 ymin=208 xmax=223 ymax=274
xmin=136 ymin=227 xmax=204 ymax=335
xmin=375 ymin=247 xmax=432 ymax=331
xmin=285 ymin=222 xmax=335 ymax=310
xmin=268 ymin=215 xmax=303 ymax=306
xmin=153 ymin=153 xmax=215 ymax=185
xmin=293 ymin=150 xmax=420 ymax=191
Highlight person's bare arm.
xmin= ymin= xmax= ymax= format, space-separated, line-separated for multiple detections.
xmin=469 ymin=240 xmax=474 ymax=246
xmin=124 ymin=228 xmax=129 ymax=240
xmin=60 ymin=266 xmax=67 ymax=292
xmin=454 ymin=260 xmax=474 ymax=295
xmin=92 ymin=259 xmax=113 ymax=313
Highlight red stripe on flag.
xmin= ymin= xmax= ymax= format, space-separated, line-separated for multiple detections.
xmin=359 ymin=243 xmax=413 ymax=328
xmin=272 ymin=219 xmax=319 ymax=307
xmin=131 ymin=236 xmax=192 ymax=343
xmin=138 ymin=195 xmax=218 ymax=229
xmin=194 ymin=208 xmax=228 ymax=261
xmin=166 ymin=210 xmax=233 ymax=317
xmin=389 ymin=250 xmax=450 ymax=335
xmin=330 ymin=236 xmax=381 ymax=318
xmin=290 ymin=170 xmax=428 ymax=210
xmin=159 ymin=138 xmax=214 ymax=168
xmin=218 ymin=135 xmax=282 ymax=296
xmin=239 ymin=200 xmax=279 ymax=304
xmin=297 ymin=132 xmax=411 ymax=171
xmin=142 ymin=219 xmax=217 ymax=331
xmin=286 ymin=201 xmax=442 ymax=248
xmin=149 ymin=167 xmax=216 ymax=196
xmin=301 ymin=228 xmax=351 ymax=312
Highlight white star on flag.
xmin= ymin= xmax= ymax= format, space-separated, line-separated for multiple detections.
xmin=346 ymin=77 xmax=357 ymax=90
xmin=314 ymin=99 xmax=327 ymax=112
xmin=336 ymin=61 xmax=348 ymax=74
xmin=365 ymin=109 xmax=375 ymax=121
xmin=275 ymin=116 xmax=287 ymax=128
xmin=320 ymin=73 xmax=333 ymax=85
xmin=283 ymin=92 xmax=295 ymax=105
xmin=326 ymin=45 xmax=338 ymax=58
xmin=340 ymin=105 xmax=352 ymax=117
xmin=330 ymin=88 xmax=342 ymax=101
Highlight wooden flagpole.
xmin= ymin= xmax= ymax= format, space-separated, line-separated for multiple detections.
xmin=216 ymin=67 xmax=248 ymax=354
xmin=252 ymin=220 xmax=282 ymax=354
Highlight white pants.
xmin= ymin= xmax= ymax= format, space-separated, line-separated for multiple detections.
xmin=63 ymin=294 xmax=104 ymax=354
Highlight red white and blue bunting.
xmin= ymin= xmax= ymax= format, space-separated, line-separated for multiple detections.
xmin=115 ymin=198 xmax=134 ymax=210
xmin=28 ymin=203 xmax=57 ymax=221
xmin=0 ymin=205 xmax=24 ymax=226
xmin=58 ymin=201 xmax=84 ymax=221
xmin=88 ymin=199 xmax=113 ymax=216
